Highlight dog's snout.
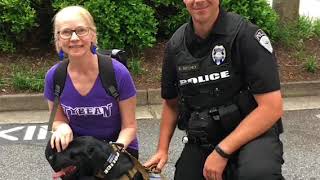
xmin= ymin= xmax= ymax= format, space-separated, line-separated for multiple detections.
xmin=48 ymin=155 xmax=56 ymax=163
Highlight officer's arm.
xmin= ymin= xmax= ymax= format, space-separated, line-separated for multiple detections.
xmin=157 ymin=98 xmax=179 ymax=152
xmin=218 ymin=90 xmax=283 ymax=155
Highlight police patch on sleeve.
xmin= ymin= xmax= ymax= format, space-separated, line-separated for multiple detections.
xmin=255 ymin=29 xmax=273 ymax=53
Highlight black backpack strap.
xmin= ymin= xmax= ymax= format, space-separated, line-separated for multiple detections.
xmin=97 ymin=53 xmax=120 ymax=101
xmin=48 ymin=60 xmax=69 ymax=132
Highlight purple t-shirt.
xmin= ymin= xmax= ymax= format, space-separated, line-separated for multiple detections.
xmin=44 ymin=59 xmax=138 ymax=150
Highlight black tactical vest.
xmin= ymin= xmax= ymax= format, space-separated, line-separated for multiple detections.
xmin=169 ymin=13 xmax=245 ymax=110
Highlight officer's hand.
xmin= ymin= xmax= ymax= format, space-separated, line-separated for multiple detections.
xmin=203 ymin=150 xmax=228 ymax=180
xmin=50 ymin=123 xmax=73 ymax=152
xmin=143 ymin=150 xmax=168 ymax=172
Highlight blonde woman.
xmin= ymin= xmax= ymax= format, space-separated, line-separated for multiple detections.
xmin=44 ymin=6 xmax=138 ymax=158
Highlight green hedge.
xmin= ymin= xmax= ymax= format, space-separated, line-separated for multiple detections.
xmin=53 ymin=0 xmax=158 ymax=51
xmin=222 ymin=0 xmax=279 ymax=40
xmin=0 ymin=0 xmax=282 ymax=52
xmin=0 ymin=0 xmax=37 ymax=52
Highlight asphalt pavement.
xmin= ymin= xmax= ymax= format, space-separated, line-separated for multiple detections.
xmin=0 ymin=81 xmax=320 ymax=179
xmin=0 ymin=109 xmax=320 ymax=179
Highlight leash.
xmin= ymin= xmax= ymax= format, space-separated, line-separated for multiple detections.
xmin=110 ymin=142 xmax=150 ymax=180
xmin=96 ymin=142 xmax=165 ymax=180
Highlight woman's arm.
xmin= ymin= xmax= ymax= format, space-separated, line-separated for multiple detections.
xmin=116 ymin=96 xmax=137 ymax=149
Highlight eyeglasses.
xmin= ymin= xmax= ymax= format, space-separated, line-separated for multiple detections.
xmin=58 ymin=26 xmax=90 ymax=39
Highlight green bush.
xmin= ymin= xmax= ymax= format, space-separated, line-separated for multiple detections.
xmin=53 ymin=0 xmax=158 ymax=51
xmin=222 ymin=0 xmax=279 ymax=40
xmin=146 ymin=0 xmax=188 ymax=37
xmin=149 ymin=0 xmax=278 ymax=39
xmin=0 ymin=0 xmax=37 ymax=52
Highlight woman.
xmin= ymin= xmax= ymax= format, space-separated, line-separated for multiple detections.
xmin=44 ymin=6 xmax=138 ymax=158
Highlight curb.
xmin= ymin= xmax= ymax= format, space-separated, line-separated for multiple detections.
xmin=0 ymin=88 xmax=162 ymax=112
xmin=0 ymin=81 xmax=319 ymax=112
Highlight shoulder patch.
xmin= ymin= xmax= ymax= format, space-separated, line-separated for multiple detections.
xmin=255 ymin=29 xmax=273 ymax=53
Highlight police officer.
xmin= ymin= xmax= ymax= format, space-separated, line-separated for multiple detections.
xmin=144 ymin=0 xmax=284 ymax=179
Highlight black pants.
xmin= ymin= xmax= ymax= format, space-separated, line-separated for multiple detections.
xmin=174 ymin=127 xmax=284 ymax=180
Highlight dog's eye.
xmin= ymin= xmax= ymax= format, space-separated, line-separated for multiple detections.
xmin=48 ymin=155 xmax=54 ymax=161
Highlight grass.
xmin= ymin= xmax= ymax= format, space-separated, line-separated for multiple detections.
xmin=11 ymin=64 xmax=47 ymax=92
xmin=275 ymin=16 xmax=318 ymax=49
xmin=275 ymin=16 xmax=320 ymax=73
xmin=304 ymin=55 xmax=318 ymax=73
xmin=6 ymin=61 xmax=51 ymax=93
xmin=128 ymin=57 xmax=144 ymax=75
xmin=12 ymin=71 xmax=46 ymax=92
xmin=313 ymin=19 xmax=320 ymax=37
xmin=0 ymin=78 xmax=4 ymax=89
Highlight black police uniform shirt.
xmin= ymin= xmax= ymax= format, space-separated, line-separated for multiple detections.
xmin=161 ymin=9 xmax=280 ymax=99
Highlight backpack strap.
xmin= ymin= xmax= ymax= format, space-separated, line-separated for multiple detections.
xmin=47 ymin=54 xmax=121 ymax=132
xmin=97 ymin=53 xmax=120 ymax=100
xmin=48 ymin=60 xmax=69 ymax=132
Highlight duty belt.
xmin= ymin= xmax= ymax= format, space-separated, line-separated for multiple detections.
xmin=182 ymin=131 xmax=215 ymax=150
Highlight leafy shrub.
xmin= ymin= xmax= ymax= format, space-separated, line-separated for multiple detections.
xmin=0 ymin=0 xmax=37 ymax=52
xmin=148 ymin=0 xmax=279 ymax=39
xmin=145 ymin=0 xmax=188 ymax=37
xmin=222 ymin=0 xmax=279 ymax=40
xmin=53 ymin=0 xmax=158 ymax=51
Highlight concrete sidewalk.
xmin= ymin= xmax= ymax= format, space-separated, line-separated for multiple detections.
xmin=1 ymin=95 xmax=320 ymax=124
xmin=0 ymin=80 xmax=320 ymax=112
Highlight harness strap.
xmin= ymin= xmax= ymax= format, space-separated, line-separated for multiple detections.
xmin=123 ymin=150 xmax=149 ymax=180
xmin=110 ymin=143 xmax=150 ymax=180
xmin=119 ymin=168 xmax=138 ymax=180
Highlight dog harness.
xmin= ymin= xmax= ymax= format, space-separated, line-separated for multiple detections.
xmin=95 ymin=142 xmax=150 ymax=180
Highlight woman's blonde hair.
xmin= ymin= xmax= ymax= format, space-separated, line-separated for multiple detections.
xmin=53 ymin=5 xmax=97 ymax=53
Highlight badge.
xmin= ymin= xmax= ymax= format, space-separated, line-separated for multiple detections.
xmin=212 ymin=45 xmax=226 ymax=65
xmin=255 ymin=29 xmax=273 ymax=53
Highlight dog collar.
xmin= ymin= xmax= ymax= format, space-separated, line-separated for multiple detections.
xmin=103 ymin=151 xmax=120 ymax=174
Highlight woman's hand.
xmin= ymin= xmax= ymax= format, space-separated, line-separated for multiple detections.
xmin=50 ymin=123 xmax=73 ymax=152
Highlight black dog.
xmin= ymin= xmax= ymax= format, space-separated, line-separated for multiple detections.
xmin=45 ymin=136 xmax=153 ymax=180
